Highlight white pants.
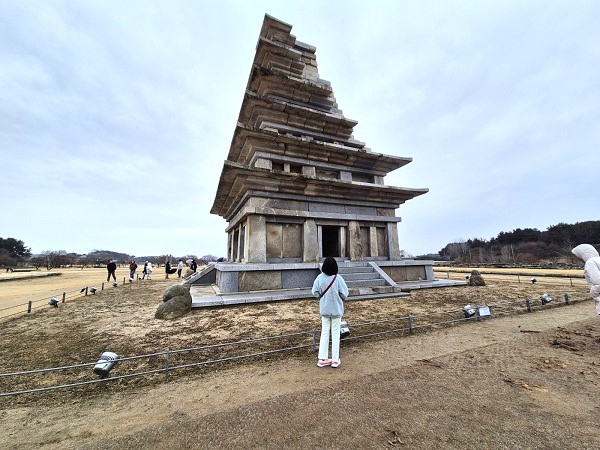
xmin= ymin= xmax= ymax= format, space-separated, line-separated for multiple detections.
xmin=318 ymin=316 xmax=341 ymax=361
xmin=594 ymin=295 xmax=600 ymax=315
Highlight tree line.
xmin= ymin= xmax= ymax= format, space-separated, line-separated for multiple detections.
xmin=0 ymin=240 xmax=222 ymax=271
xmin=438 ymin=220 xmax=600 ymax=265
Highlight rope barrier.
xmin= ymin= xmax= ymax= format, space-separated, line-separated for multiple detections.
xmin=0 ymin=295 xmax=590 ymax=397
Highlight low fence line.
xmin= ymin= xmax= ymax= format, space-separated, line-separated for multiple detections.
xmin=0 ymin=293 xmax=589 ymax=398
xmin=0 ymin=276 xmax=145 ymax=320
xmin=434 ymin=270 xmax=586 ymax=287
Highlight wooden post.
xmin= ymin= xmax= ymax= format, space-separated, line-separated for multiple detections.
xmin=525 ymin=298 xmax=531 ymax=313
xmin=408 ymin=314 xmax=413 ymax=334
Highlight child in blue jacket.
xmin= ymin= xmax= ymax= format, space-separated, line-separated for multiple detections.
xmin=312 ymin=257 xmax=349 ymax=368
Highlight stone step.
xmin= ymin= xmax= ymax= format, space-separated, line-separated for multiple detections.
xmin=338 ymin=266 xmax=375 ymax=274
xmin=346 ymin=279 xmax=388 ymax=288
xmin=341 ymin=272 xmax=381 ymax=281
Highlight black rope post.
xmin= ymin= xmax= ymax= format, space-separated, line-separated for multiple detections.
xmin=311 ymin=329 xmax=317 ymax=352
xmin=569 ymin=278 xmax=573 ymax=287
xmin=27 ymin=301 xmax=32 ymax=314
xmin=102 ymin=282 xmax=104 ymax=291
xmin=85 ymin=287 xmax=88 ymax=296
xmin=62 ymin=292 xmax=66 ymax=303
xmin=525 ymin=298 xmax=532 ymax=313
xmin=517 ymin=275 xmax=520 ymax=283
xmin=564 ymin=293 xmax=570 ymax=305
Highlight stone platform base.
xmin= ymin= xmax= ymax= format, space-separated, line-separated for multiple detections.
xmin=189 ymin=278 xmax=466 ymax=308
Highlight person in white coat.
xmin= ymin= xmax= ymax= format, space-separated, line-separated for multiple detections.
xmin=571 ymin=244 xmax=600 ymax=315
xmin=145 ymin=261 xmax=153 ymax=280
xmin=311 ymin=256 xmax=349 ymax=368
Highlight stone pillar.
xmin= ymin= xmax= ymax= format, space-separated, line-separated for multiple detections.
xmin=254 ymin=158 xmax=272 ymax=170
xmin=237 ymin=224 xmax=243 ymax=262
xmin=302 ymin=166 xmax=316 ymax=177
xmin=387 ymin=222 xmax=401 ymax=260
xmin=244 ymin=215 xmax=267 ymax=263
xmin=369 ymin=226 xmax=378 ymax=257
xmin=340 ymin=227 xmax=347 ymax=258
xmin=339 ymin=171 xmax=352 ymax=181
xmin=348 ymin=220 xmax=362 ymax=261
xmin=303 ymin=219 xmax=319 ymax=262
xmin=317 ymin=225 xmax=323 ymax=258
xmin=227 ymin=232 xmax=233 ymax=261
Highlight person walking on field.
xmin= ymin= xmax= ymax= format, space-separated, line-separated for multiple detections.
xmin=145 ymin=261 xmax=153 ymax=280
xmin=165 ymin=260 xmax=177 ymax=279
xmin=177 ymin=259 xmax=184 ymax=278
xmin=106 ymin=260 xmax=117 ymax=283
xmin=129 ymin=260 xmax=138 ymax=282
xmin=571 ymin=244 xmax=600 ymax=315
xmin=311 ymin=256 xmax=349 ymax=368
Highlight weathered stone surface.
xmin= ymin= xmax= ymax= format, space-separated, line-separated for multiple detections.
xmin=348 ymin=220 xmax=361 ymax=261
xmin=162 ymin=285 xmax=191 ymax=302
xmin=239 ymin=270 xmax=282 ymax=291
xmin=468 ymin=270 xmax=486 ymax=286
xmin=382 ymin=266 xmax=428 ymax=282
xmin=156 ymin=285 xmax=192 ymax=320
xmin=282 ymin=223 xmax=302 ymax=258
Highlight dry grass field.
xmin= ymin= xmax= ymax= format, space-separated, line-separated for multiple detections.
xmin=1 ymin=267 xmax=599 ymax=449
xmin=0 ymin=266 xmax=183 ymax=318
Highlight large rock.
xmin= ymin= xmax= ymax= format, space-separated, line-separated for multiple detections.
xmin=162 ymin=284 xmax=191 ymax=302
xmin=155 ymin=285 xmax=192 ymax=320
xmin=468 ymin=270 xmax=486 ymax=286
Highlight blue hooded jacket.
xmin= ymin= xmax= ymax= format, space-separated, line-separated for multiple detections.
xmin=311 ymin=273 xmax=349 ymax=318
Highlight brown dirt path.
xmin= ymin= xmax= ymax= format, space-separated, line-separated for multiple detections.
xmin=2 ymin=300 xmax=598 ymax=449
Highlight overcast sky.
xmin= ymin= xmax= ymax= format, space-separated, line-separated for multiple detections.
xmin=1 ymin=0 xmax=599 ymax=258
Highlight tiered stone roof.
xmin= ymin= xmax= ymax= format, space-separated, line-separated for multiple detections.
xmin=211 ymin=14 xmax=427 ymax=220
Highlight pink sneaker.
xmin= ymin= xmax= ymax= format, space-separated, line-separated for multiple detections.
xmin=331 ymin=359 xmax=341 ymax=368
xmin=317 ymin=359 xmax=332 ymax=367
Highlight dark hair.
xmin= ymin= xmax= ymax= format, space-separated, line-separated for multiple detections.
xmin=321 ymin=256 xmax=338 ymax=276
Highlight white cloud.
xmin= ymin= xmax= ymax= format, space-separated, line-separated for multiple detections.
xmin=1 ymin=0 xmax=599 ymax=257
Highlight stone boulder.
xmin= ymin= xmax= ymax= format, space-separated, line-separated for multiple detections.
xmin=162 ymin=284 xmax=190 ymax=302
xmin=155 ymin=284 xmax=192 ymax=320
xmin=468 ymin=270 xmax=486 ymax=286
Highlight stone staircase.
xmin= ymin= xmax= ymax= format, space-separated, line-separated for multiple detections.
xmin=337 ymin=263 xmax=388 ymax=289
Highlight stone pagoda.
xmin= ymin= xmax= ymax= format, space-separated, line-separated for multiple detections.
xmin=186 ymin=15 xmax=463 ymax=306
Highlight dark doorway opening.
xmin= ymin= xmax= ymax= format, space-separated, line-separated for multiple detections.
xmin=322 ymin=226 xmax=340 ymax=257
